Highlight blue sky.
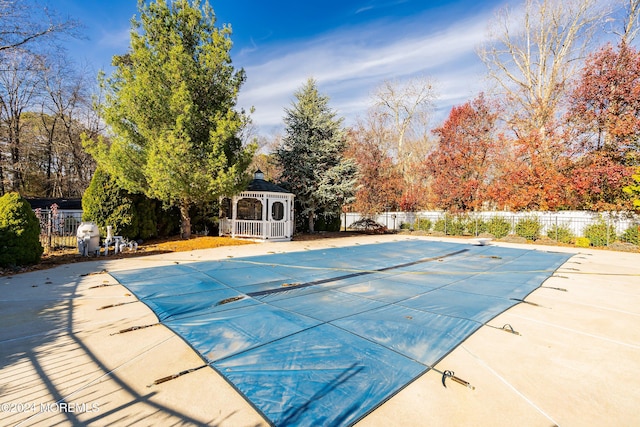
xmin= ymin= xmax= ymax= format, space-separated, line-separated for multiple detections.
xmin=53 ymin=0 xmax=507 ymax=134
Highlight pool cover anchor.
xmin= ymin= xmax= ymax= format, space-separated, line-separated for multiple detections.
xmin=442 ymin=370 xmax=475 ymax=390
xmin=147 ymin=364 xmax=208 ymax=387
xmin=542 ymin=285 xmax=568 ymax=292
xmin=97 ymin=301 xmax=138 ymax=310
xmin=110 ymin=322 xmax=159 ymax=336
xmin=501 ymin=323 xmax=521 ymax=336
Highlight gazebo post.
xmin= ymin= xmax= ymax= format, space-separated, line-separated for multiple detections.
xmin=231 ymin=195 xmax=238 ymax=238
xmin=289 ymin=200 xmax=294 ymax=237
xmin=262 ymin=196 xmax=268 ymax=239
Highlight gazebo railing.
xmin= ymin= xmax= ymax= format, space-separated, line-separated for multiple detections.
xmin=220 ymin=219 xmax=291 ymax=240
xmin=235 ymin=220 xmax=264 ymax=238
xmin=220 ymin=218 xmax=233 ymax=235
xmin=270 ymin=221 xmax=286 ymax=238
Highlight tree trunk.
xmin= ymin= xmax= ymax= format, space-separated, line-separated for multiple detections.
xmin=308 ymin=211 xmax=315 ymax=233
xmin=180 ymin=201 xmax=191 ymax=239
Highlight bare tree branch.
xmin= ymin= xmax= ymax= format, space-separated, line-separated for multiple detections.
xmin=615 ymin=0 xmax=640 ymax=43
xmin=479 ymin=0 xmax=607 ymax=137
xmin=0 ymin=0 xmax=80 ymax=53
xmin=371 ymin=75 xmax=437 ymax=174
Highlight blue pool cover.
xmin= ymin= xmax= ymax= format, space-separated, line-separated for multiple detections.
xmin=111 ymin=240 xmax=571 ymax=426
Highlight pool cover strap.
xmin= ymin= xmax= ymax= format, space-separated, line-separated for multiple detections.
xmin=246 ymin=248 xmax=469 ymax=297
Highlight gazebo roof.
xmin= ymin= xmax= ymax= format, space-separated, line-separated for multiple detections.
xmin=245 ymin=170 xmax=291 ymax=194
xmin=26 ymin=198 xmax=82 ymax=210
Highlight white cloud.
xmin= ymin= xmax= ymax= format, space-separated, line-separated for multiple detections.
xmin=97 ymin=26 xmax=131 ymax=50
xmin=236 ymin=9 xmax=496 ymax=134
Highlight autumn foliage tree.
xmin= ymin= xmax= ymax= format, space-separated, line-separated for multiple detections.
xmin=489 ymin=130 xmax=571 ymax=210
xmin=564 ymin=41 xmax=640 ymax=210
xmin=569 ymin=153 xmax=633 ymax=210
xmin=371 ymin=77 xmax=437 ymax=212
xmin=623 ymin=167 xmax=640 ymax=210
xmin=345 ymin=120 xmax=403 ymax=216
xmin=425 ymin=94 xmax=501 ymax=211
xmin=567 ymin=42 xmax=640 ymax=158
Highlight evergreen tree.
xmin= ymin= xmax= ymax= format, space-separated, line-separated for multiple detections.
xmin=276 ymin=78 xmax=356 ymax=232
xmin=84 ymin=0 xmax=254 ymax=238
xmin=0 ymin=192 xmax=43 ymax=267
xmin=82 ymin=168 xmax=178 ymax=240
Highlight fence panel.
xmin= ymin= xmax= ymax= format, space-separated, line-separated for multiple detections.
xmin=35 ymin=210 xmax=83 ymax=251
xmin=33 ymin=209 xmax=639 ymax=253
xmin=343 ymin=211 xmax=639 ymax=247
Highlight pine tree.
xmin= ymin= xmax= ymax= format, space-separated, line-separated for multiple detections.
xmin=83 ymin=0 xmax=254 ymax=238
xmin=276 ymin=78 xmax=356 ymax=232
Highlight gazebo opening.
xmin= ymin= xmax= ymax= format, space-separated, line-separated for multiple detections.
xmin=237 ymin=198 xmax=263 ymax=220
xmin=271 ymin=202 xmax=284 ymax=221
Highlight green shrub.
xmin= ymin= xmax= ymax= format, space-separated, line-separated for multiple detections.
xmin=82 ymin=168 xmax=179 ymax=240
xmin=433 ymin=216 xmax=447 ymax=234
xmin=468 ymin=217 xmax=488 ymax=236
xmin=620 ymin=224 xmax=639 ymax=245
xmin=583 ymin=220 xmax=616 ymax=247
xmin=546 ymin=224 xmax=575 ymax=244
xmin=485 ymin=216 xmax=511 ymax=239
xmin=449 ymin=215 xmax=469 ymax=236
xmin=315 ymin=213 xmax=341 ymax=232
xmin=0 ymin=192 xmax=44 ymax=267
xmin=433 ymin=214 xmax=451 ymax=235
xmin=433 ymin=214 xmax=469 ymax=236
xmin=415 ymin=218 xmax=432 ymax=232
xmin=400 ymin=222 xmax=411 ymax=230
xmin=575 ymin=237 xmax=590 ymax=248
xmin=515 ymin=216 xmax=542 ymax=240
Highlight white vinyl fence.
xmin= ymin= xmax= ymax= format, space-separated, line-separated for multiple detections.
xmin=343 ymin=210 xmax=640 ymax=246
xmin=34 ymin=208 xmax=640 ymax=251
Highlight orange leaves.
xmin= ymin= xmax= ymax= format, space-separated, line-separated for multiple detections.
xmin=567 ymin=42 xmax=640 ymax=154
xmin=345 ymin=128 xmax=404 ymax=214
xmin=425 ymin=94 xmax=500 ymax=211
xmin=568 ymin=152 xmax=635 ymax=211
xmin=489 ymin=151 xmax=570 ymax=211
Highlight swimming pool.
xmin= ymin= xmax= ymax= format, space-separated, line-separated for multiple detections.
xmin=111 ymin=239 xmax=571 ymax=426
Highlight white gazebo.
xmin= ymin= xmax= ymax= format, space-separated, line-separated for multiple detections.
xmin=219 ymin=170 xmax=295 ymax=241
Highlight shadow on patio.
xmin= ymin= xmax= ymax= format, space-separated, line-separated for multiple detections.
xmin=0 ymin=259 xmax=265 ymax=426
